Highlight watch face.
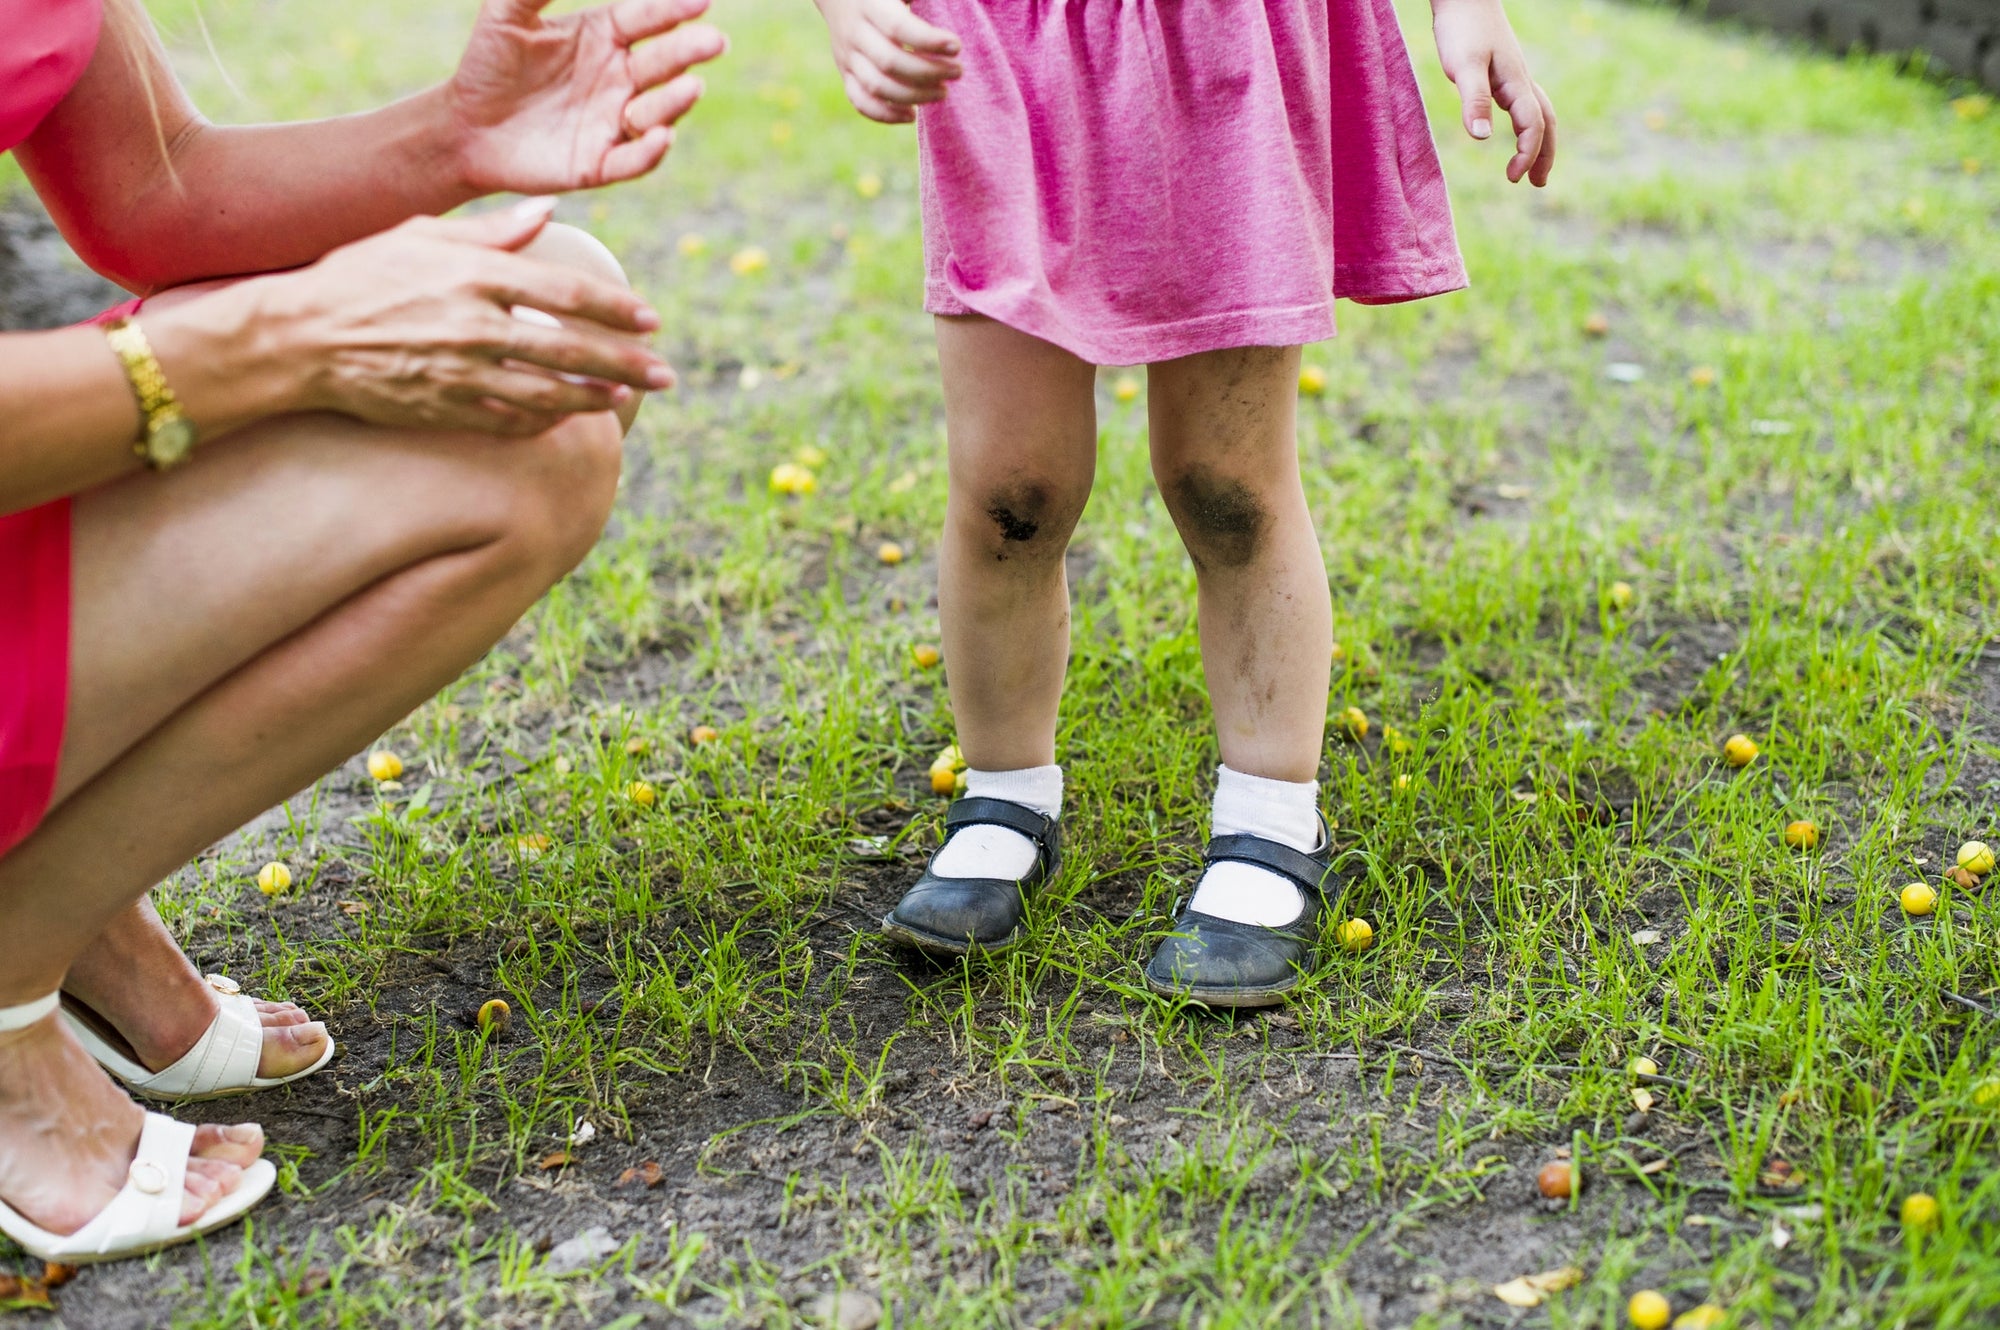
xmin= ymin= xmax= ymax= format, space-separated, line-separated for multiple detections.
xmin=153 ymin=417 xmax=197 ymax=467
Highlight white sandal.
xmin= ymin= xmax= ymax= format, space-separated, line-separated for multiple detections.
xmin=0 ymin=993 xmax=276 ymax=1264
xmin=61 ymin=974 xmax=335 ymax=1103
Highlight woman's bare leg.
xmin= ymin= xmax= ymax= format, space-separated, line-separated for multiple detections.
xmin=934 ymin=315 xmax=1098 ymax=773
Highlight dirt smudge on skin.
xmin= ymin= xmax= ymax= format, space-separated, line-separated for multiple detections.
xmin=1164 ymin=465 xmax=1268 ymax=570
xmin=987 ymin=504 xmax=1040 ymax=543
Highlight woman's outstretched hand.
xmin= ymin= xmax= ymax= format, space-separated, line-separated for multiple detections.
xmin=447 ymin=0 xmax=728 ymax=194
xmin=259 ymin=200 xmax=673 ymax=437
xmin=1431 ymin=0 xmax=1556 ymax=187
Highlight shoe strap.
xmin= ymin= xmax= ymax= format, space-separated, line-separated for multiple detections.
xmin=944 ymin=796 xmax=1056 ymax=851
xmin=0 ymin=992 xmax=59 ymax=1032
xmin=58 ymin=1111 xmax=196 ymax=1256
xmin=1203 ymin=833 xmax=1330 ymax=896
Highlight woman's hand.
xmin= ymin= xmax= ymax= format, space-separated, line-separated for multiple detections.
xmin=814 ymin=0 xmax=962 ymax=124
xmin=259 ymin=200 xmax=674 ymax=437
xmin=1431 ymin=0 xmax=1556 ymax=186
xmin=447 ymin=0 xmax=728 ymax=194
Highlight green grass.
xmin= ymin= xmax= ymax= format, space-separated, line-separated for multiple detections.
xmin=10 ymin=0 xmax=2000 ymax=1325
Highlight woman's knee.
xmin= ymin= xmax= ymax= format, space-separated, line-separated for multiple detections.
xmin=492 ymin=411 xmax=625 ymax=581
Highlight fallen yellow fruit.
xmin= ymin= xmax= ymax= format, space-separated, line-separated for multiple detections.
xmin=931 ymin=766 xmax=958 ymax=796
xmin=624 ymin=737 xmax=651 ymax=756
xmin=1112 ymin=374 xmax=1140 ymax=403
xmin=676 ymin=232 xmax=707 ymax=257
xmin=514 ymin=834 xmax=552 ymax=856
xmin=1583 ymin=312 xmax=1611 ymax=337
xmin=1900 ymin=1191 xmax=1940 ymax=1233
xmin=878 ymin=541 xmax=906 ymax=566
xmin=1783 ymin=820 xmax=1820 ymax=850
xmin=911 ymin=644 xmax=942 ymax=668
xmin=256 ymin=862 xmax=292 ymax=897
xmin=366 ymin=751 xmax=404 ymax=782
xmin=1671 ymin=1307 xmax=1724 ymax=1330
xmin=930 ymin=742 xmax=964 ymax=773
xmin=855 ymin=171 xmax=884 ymax=199
xmin=1630 ymin=1055 xmax=1659 ymax=1079
xmin=1956 ymin=841 xmax=1993 ymax=876
xmin=1394 ymin=773 xmax=1412 ymax=790
xmin=1298 ymin=364 xmax=1327 ymax=395
xmin=1900 ymin=882 xmax=1937 ymax=917
xmin=730 ymin=246 xmax=769 ymax=276
xmin=793 ymin=444 xmax=828 ymax=468
xmin=1971 ymin=1078 xmax=2000 ymax=1109
xmin=478 ymin=998 xmax=511 ymax=1035
xmin=689 ymin=725 xmax=719 ymax=745
xmin=1722 ymin=734 xmax=1758 ymax=767
xmin=1382 ymin=725 xmax=1413 ymax=757
xmin=1336 ymin=918 xmax=1374 ymax=953
xmin=1336 ymin=706 xmax=1369 ymax=742
xmin=1687 ymin=365 xmax=1717 ymax=388
xmin=627 ymin=781 xmax=657 ymax=807
xmin=768 ymin=462 xmax=817 ymax=496
xmin=1629 ymin=1290 xmax=1671 ymax=1330
xmin=1607 ymin=580 xmax=1635 ymax=610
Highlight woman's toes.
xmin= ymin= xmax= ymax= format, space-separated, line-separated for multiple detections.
xmin=177 ymin=1165 xmax=226 ymax=1225
xmin=257 ymin=1021 xmax=329 ymax=1078
xmin=253 ymin=1000 xmax=310 ymax=1027
xmin=192 ymin=1122 xmax=265 ymax=1166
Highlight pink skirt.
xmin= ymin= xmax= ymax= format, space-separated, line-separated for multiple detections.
xmin=914 ymin=0 xmax=1467 ymax=365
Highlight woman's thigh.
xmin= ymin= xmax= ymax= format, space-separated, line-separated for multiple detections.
xmin=56 ymin=404 xmax=621 ymax=804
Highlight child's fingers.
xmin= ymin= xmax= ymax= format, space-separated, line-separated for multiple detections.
xmin=844 ymin=52 xmax=948 ymax=108
xmin=1452 ymin=64 xmax=1494 ymax=141
xmin=864 ymin=0 xmax=961 ymax=57
xmin=1493 ymin=71 xmax=1546 ymax=184
xmin=853 ymin=21 xmax=960 ymax=87
xmin=1527 ymin=83 xmax=1557 ymax=186
xmin=843 ymin=69 xmax=916 ymax=124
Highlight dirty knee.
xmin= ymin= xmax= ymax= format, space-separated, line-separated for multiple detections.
xmin=960 ymin=479 xmax=1084 ymax=563
xmin=1159 ymin=465 xmax=1270 ymax=570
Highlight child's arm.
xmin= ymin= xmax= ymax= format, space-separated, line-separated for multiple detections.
xmin=811 ymin=0 xmax=962 ymax=124
xmin=1431 ymin=0 xmax=1557 ymax=187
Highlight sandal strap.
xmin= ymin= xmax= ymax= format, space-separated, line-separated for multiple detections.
xmin=1204 ymin=833 xmax=1330 ymax=896
xmin=0 ymin=992 xmax=59 ymax=1032
xmin=944 ymin=797 xmax=1056 ymax=851
xmin=137 ymin=995 xmax=265 ymax=1098
xmin=58 ymin=1112 xmax=194 ymax=1257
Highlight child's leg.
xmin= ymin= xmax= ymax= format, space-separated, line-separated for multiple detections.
xmin=929 ymin=314 xmax=1096 ymax=876
xmin=1147 ymin=345 xmax=1333 ymax=925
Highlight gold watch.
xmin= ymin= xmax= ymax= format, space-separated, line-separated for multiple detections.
xmin=103 ymin=316 xmax=198 ymax=471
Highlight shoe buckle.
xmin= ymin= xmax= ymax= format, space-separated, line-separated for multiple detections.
xmin=205 ymin=973 xmax=243 ymax=996
xmin=128 ymin=1159 xmax=168 ymax=1195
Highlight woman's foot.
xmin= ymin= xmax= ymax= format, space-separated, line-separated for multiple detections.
xmin=62 ymin=900 xmax=328 ymax=1079
xmin=0 ymin=1010 xmax=263 ymax=1236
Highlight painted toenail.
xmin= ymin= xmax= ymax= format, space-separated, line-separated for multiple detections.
xmin=129 ymin=1159 xmax=168 ymax=1194
xmin=205 ymin=973 xmax=242 ymax=995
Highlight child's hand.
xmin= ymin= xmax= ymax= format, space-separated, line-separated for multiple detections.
xmin=1431 ymin=0 xmax=1556 ymax=186
xmin=814 ymin=0 xmax=962 ymax=124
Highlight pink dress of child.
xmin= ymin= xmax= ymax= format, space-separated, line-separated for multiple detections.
xmin=1 ymin=0 xmax=106 ymax=859
xmin=913 ymin=0 xmax=1467 ymax=366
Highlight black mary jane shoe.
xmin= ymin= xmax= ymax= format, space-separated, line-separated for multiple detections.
xmin=1142 ymin=820 xmax=1337 ymax=1008
xmin=881 ymin=797 xmax=1061 ymax=958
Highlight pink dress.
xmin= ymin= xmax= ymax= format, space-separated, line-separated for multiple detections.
xmin=914 ymin=0 xmax=1467 ymax=366
xmin=1 ymin=0 xmax=104 ymax=859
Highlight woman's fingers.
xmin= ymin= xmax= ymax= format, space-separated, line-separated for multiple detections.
xmin=623 ymin=75 xmax=704 ymax=134
xmin=851 ymin=21 xmax=960 ymax=88
xmin=601 ymin=124 xmax=677 ymax=183
xmin=477 ymin=250 xmax=661 ymax=334
xmin=497 ymin=317 xmax=671 ymax=389
xmin=461 ymin=364 xmax=633 ymax=416
xmin=863 ymin=0 xmax=960 ymax=57
xmin=606 ymin=0 xmax=710 ymax=45
xmin=625 ymin=22 xmax=728 ymax=88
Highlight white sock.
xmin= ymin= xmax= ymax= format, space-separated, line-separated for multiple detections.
xmin=929 ymin=765 xmax=1063 ymax=880
xmin=1187 ymin=765 xmax=1322 ymax=927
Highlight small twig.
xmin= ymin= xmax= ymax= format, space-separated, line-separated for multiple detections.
xmin=1945 ymin=991 xmax=1999 ymax=1021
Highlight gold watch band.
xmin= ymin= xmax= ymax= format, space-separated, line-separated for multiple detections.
xmin=103 ymin=316 xmax=197 ymax=470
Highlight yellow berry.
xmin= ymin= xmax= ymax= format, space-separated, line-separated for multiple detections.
xmin=1900 ymin=1192 xmax=1940 ymax=1233
xmin=1336 ymin=918 xmax=1374 ymax=953
xmin=1393 ymin=773 xmax=1412 ymax=790
xmin=1607 ymin=580 xmax=1635 ymax=610
xmin=627 ymin=781 xmax=657 ymax=807
xmin=730 ymin=246 xmax=769 ymax=276
xmin=1722 ymin=734 xmax=1758 ymax=767
xmin=931 ymin=766 xmax=958 ymax=796
xmin=1382 ymin=725 xmax=1413 ymax=757
xmin=768 ymin=462 xmax=817 ymax=496
xmin=1956 ymin=841 xmax=1993 ymax=875
xmin=1783 ymin=820 xmax=1820 ymax=850
xmin=930 ymin=743 xmax=964 ymax=774
xmin=1900 ymin=882 xmax=1938 ymax=917
xmin=1112 ymin=374 xmax=1140 ymax=403
xmin=477 ymin=998 xmax=511 ymax=1035
xmin=366 ymin=751 xmax=404 ymax=782
xmin=1672 ymin=1307 xmax=1724 ymax=1330
xmin=1298 ymin=364 xmax=1327 ymax=395
xmin=1687 ymin=365 xmax=1717 ymax=388
xmin=1583 ymin=312 xmax=1611 ymax=337
xmin=911 ymin=644 xmax=942 ymax=668
xmin=1336 ymin=706 xmax=1369 ymax=742
xmin=689 ymin=725 xmax=719 ymax=745
xmin=677 ymin=232 xmax=707 ymax=257
xmin=514 ymin=834 xmax=552 ymax=856
xmin=855 ymin=171 xmax=884 ymax=198
xmin=1629 ymin=1290 xmax=1672 ymax=1330
xmin=1971 ymin=1078 xmax=2000 ymax=1109
xmin=877 ymin=541 xmax=906 ymax=566
xmin=624 ymin=737 xmax=651 ymax=756
xmin=793 ymin=444 xmax=828 ymax=467
xmin=1630 ymin=1055 xmax=1659 ymax=1079
xmin=256 ymin=862 xmax=292 ymax=897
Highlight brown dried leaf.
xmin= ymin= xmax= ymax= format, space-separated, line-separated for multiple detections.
xmin=616 ymin=1160 xmax=666 ymax=1188
xmin=1631 ymin=1087 xmax=1656 ymax=1113
xmin=1640 ymin=1157 xmax=1673 ymax=1175
xmin=0 ymin=1274 xmax=52 ymax=1310
xmin=1526 ymin=1266 xmax=1585 ymax=1293
xmin=337 ymin=900 xmax=371 ymax=916
xmin=40 ymin=1264 xmax=78 ymax=1289
xmin=537 ymin=1151 xmax=573 ymax=1171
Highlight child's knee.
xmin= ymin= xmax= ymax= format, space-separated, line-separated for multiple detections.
xmin=954 ymin=475 xmax=1088 ymax=563
xmin=1156 ymin=461 xmax=1271 ymax=570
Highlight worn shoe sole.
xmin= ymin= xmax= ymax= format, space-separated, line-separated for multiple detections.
xmin=880 ymin=911 xmax=1024 ymax=959
xmin=1141 ymin=969 xmax=1302 ymax=1009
